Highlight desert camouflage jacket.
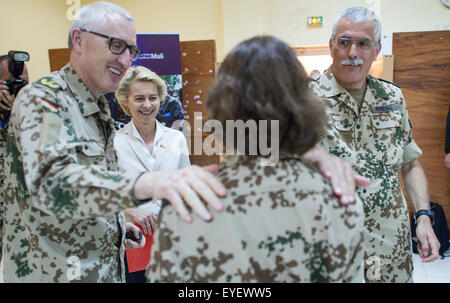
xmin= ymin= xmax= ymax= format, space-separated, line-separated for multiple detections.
xmin=0 ymin=110 xmax=9 ymax=187
xmin=310 ymin=67 xmax=422 ymax=282
xmin=147 ymin=155 xmax=364 ymax=282
xmin=2 ymin=64 xmax=141 ymax=282
xmin=0 ymin=108 xmax=10 ymax=260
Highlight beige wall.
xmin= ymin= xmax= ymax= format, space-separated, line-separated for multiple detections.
xmin=0 ymin=0 xmax=224 ymax=82
xmin=221 ymin=0 xmax=263 ymax=56
xmin=0 ymin=0 xmax=72 ymax=82
xmin=382 ymin=0 xmax=450 ymax=33
xmin=223 ymin=0 xmax=450 ymax=54
xmin=1 ymin=0 xmax=448 ymax=81
xmin=83 ymin=0 xmax=224 ymax=66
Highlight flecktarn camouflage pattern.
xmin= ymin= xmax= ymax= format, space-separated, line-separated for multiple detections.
xmin=147 ymin=155 xmax=364 ymax=282
xmin=2 ymin=64 xmax=141 ymax=282
xmin=0 ymin=109 xmax=9 ymax=261
xmin=310 ymin=67 xmax=422 ymax=283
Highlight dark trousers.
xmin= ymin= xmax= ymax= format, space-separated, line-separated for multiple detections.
xmin=124 ymin=253 xmax=147 ymax=283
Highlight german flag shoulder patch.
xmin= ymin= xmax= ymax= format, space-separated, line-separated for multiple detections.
xmin=41 ymin=98 xmax=59 ymax=113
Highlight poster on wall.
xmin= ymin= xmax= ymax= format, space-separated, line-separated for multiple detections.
xmin=105 ymin=33 xmax=183 ymax=130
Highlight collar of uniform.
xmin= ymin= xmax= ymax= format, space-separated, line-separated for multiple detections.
xmin=321 ymin=69 xmax=390 ymax=100
xmin=317 ymin=66 xmax=348 ymax=98
xmin=320 ymin=66 xmax=361 ymax=117
xmin=367 ymin=75 xmax=390 ymax=99
xmin=319 ymin=66 xmax=387 ymax=99
xmin=60 ymin=64 xmax=101 ymax=117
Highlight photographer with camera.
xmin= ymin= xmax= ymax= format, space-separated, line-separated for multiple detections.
xmin=0 ymin=52 xmax=29 ymax=112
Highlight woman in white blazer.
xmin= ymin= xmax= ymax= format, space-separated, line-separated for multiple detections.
xmin=114 ymin=65 xmax=190 ymax=282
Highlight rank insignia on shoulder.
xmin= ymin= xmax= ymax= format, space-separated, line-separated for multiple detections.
xmin=37 ymin=77 xmax=61 ymax=90
xmin=41 ymin=98 xmax=59 ymax=113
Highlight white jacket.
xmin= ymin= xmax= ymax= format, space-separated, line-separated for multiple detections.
xmin=114 ymin=119 xmax=191 ymax=215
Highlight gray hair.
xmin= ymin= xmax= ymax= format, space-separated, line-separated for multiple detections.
xmin=68 ymin=1 xmax=134 ymax=50
xmin=331 ymin=6 xmax=382 ymax=46
xmin=115 ymin=66 xmax=168 ymax=116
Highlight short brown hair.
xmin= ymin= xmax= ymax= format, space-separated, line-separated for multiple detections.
xmin=206 ymin=35 xmax=325 ymax=156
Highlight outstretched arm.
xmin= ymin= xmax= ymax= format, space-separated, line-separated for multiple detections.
xmin=302 ymin=143 xmax=370 ymax=205
xmin=133 ymin=164 xmax=226 ymax=223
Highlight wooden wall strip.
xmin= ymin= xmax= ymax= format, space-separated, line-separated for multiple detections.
xmin=393 ymin=31 xmax=450 ymax=229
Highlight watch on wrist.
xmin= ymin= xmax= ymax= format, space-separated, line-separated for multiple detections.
xmin=413 ymin=209 xmax=435 ymax=225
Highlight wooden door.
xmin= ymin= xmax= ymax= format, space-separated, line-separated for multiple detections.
xmin=393 ymin=31 xmax=450 ymax=228
xmin=179 ymin=40 xmax=219 ymax=166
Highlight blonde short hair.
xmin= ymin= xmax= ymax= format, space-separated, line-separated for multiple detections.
xmin=115 ymin=65 xmax=168 ymax=116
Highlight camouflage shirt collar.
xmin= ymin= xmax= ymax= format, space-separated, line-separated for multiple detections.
xmin=60 ymin=64 xmax=101 ymax=117
xmin=317 ymin=66 xmax=348 ymax=97
xmin=319 ymin=65 xmax=389 ymax=99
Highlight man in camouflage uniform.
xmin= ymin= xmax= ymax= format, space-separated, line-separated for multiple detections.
xmin=309 ymin=7 xmax=440 ymax=282
xmin=0 ymin=54 xmax=29 ymax=266
xmin=1 ymin=1 xmax=225 ymax=282
xmin=147 ymin=156 xmax=365 ymax=282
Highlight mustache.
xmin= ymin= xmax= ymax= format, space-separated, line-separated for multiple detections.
xmin=341 ymin=58 xmax=364 ymax=66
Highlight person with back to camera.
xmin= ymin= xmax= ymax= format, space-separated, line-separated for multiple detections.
xmin=147 ymin=35 xmax=365 ymax=283
xmin=114 ymin=65 xmax=190 ymax=282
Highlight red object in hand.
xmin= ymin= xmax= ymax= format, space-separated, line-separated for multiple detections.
xmin=125 ymin=223 xmax=154 ymax=273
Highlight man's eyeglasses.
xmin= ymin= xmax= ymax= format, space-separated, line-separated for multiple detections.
xmin=81 ymin=29 xmax=141 ymax=61
xmin=333 ymin=37 xmax=376 ymax=51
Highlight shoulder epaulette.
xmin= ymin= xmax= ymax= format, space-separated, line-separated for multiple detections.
xmin=372 ymin=76 xmax=401 ymax=89
xmin=34 ymin=76 xmax=65 ymax=91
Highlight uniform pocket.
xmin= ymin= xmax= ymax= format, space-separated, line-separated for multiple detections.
xmin=77 ymin=141 xmax=105 ymax=166
xmin=370 ymin=112 xmax=403 ymax=165
xmin=323 ymin=114 xmax=356 ymax=156
xmin=370 ymin=112 xmax=401 ymax=129
xmin=330 ymin=114 xmax=355 ymax=132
